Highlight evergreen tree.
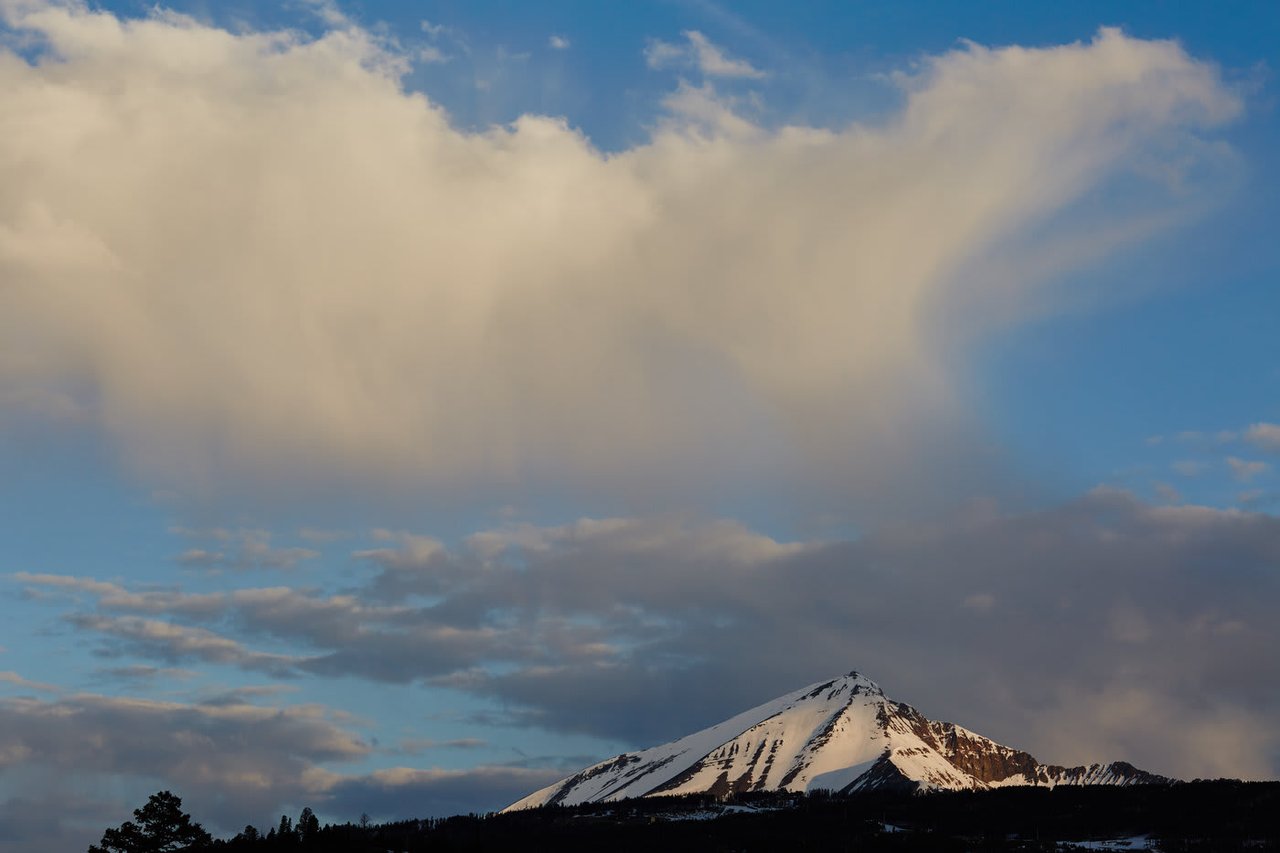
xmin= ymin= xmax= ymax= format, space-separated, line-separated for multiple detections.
xmin=88 ymin=790 xmax=212 ymax=853
xmin=296 ymin=807 xmax=320 ymax=842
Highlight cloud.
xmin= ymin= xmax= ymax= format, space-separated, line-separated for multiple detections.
xmin=313 ymin=765 xmax=566 ymax=822
xmin=1172 ymin=459 xmax=1207 ymax=476
xmin=69 ymin=614 xmax=301 ymax=676
xmin=0 ymin=690 xmax=367 ymax=837
xmin=297 ymin=527 xmax=351 ymax=543
xmin=395 ymin=736 xmax=487 ymax=754
xmin=418 ymin=45 xmax=448 ymax=64
xmin=417 ymin=17 xmax=468 ymax=63
xmin=12 ymin=573 xmax=125 ymax=599
xmin=170 ymin=527 xmax=319 ymax=571
xmin=30 ymin=493 xmax=1280 ymax=781
xmin=438 ymin=494 xmax=1280 ymax=780
xmin=0 ymin=683 xmax=567 ymax=850
xmin=90 ymin=665 xmax=198 ymax=686
xmin=298 ymin=0 xmax=352 ymax=30
xmin=1246 ymin=422 xmax=1280 ymax=453
xmin=1227 ymin=456 xmax=1270 ymax=482
xmin=0 ymin=385 xmax=89 ymax=425
xmin=685 ymin=30 xmax=764 ymax=78
xmin=642 ymin=37 xmax=686 ymax=71
xmin=354 ymin=529 xmax=447 ymax=568
xmin=0 ymin=8 xmax=1240 ymax=507
xmin=1159 ymin=430 xmax=1239 ymax=446
xmin=646 ymin=30 xmax=765 ymax=79
xmin=1238 ymin=489 xmax=1280 ymax=510
xmin=0 ymin=671 xmax=60 ymax=693
xmin=961 ymin=592 xmax=996 ymax=613
xmin=12 ymin=571 xmax=224 ymax=615
xmin=354 ymin=529 xmax=461 ymax=601
xmin=1031 ymin=684 xmax=1276 ymax=782
xmin=548 ymin=34 xmax=569 ymax=51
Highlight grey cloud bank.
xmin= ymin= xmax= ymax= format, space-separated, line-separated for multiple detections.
xmin=0 ymin=689 xmax=558 ymax=852
xmin=17 ymin=490 xmax=1280 ymax=788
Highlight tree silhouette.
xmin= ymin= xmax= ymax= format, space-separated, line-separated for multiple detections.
xmin=296 ymin=807 xmax=320 ymax=842
xmin=88 ymin=790 xmax=212 ymax=853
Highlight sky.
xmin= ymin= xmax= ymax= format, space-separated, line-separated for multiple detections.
xmin=0 ymin=0 xmax=1278 ymax=849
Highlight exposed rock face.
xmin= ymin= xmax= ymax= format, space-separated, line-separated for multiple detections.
xmin=503 ymin=671 xmax=1173 ymax=811
xmin=924 ymin=718 xmax=1042 ymax=783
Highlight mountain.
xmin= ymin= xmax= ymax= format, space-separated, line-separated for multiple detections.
xmin=504 ymin=671 xmax=1171 ymax=811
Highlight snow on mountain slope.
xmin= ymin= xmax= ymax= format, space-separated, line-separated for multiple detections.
xmin=503 ymin=671 xmax=1171 ymax=811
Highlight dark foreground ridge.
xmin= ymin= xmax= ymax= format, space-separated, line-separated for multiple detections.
xmin=92 ymin=781 xmax=1280 ymax=852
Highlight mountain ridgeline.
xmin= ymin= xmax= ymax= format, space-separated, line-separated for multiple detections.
xmin=506 ymin=671 xmax=1170 ymax=810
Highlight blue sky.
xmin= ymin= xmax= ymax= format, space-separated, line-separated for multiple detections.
xmin=1 ymin=1 xmax=1278 ymax=850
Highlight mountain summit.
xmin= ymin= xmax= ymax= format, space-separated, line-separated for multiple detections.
xmin=505 ymin=671 xmax=1170 ymax=810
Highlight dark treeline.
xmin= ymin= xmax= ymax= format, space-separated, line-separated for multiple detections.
xmin=92 ymin=781 xmax=1280 ymax=852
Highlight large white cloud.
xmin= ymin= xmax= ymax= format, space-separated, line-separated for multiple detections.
xmin=0 ymin=3 xmax=1240 ymax=499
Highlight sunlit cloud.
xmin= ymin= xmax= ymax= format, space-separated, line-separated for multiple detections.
xmin=645 ymin=30 xmax=765 ymax=78
xmin=1246 ymin=422 xmax=1280 ymax=453
xmin=0 ymin=5 xmax=1240 ymax=507
xmin=1227 ymin=456 xmax=1270 ymax=482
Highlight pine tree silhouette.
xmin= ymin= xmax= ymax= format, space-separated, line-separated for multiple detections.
xmin=296 ymin=807 xmax=320 ymax=842
xmin=88 ymin=790 xmax=212 ymax=853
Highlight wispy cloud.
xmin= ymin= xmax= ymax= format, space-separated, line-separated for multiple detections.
xmin=90 ymin=665 xmax=198 ymax=687
xmin=1245 ymin=422 xmax=1280 ymax=453
xmin=395 ymin=737 xmax=488 ymax=755
xmin=418 ymin=16 xmax=468 ymax=61
xmin=1172 ymin=459 xmax=1207 ymax=476
xmin=1227 ymin=456 xmax=1270 ymax=482
xmin=645 ymin=30 xmax=765 ymax=78
xmin=0 ymin=672 xmax=61 ymax=694
xmin=1152 ymin=430 xmax=1239 ymax=446
xmin=69 ymin=614 xmax=300 ymax=676
xmin=170 ymin=528 xmax=319 ymax=571
xmin=418 ymin=45 xmax=448 ymax=64
xmin=298 ymin=0 xmax=353 ymax=30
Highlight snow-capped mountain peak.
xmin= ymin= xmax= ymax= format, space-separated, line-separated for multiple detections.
xmin=503 ymin=670 xmax=1170 ymax=811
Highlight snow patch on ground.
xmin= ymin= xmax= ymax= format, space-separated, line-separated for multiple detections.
xmin=1056 ymin=837 xmax=1156 ymax=850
